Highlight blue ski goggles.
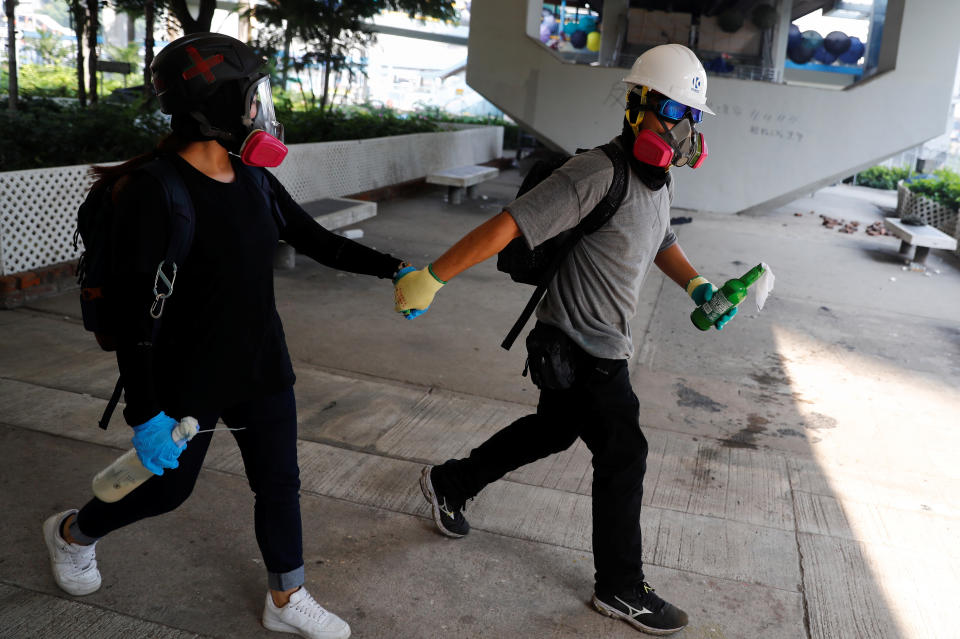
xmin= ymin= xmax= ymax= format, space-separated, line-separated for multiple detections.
xmin=646 ymin=97 xmax=703 ymax=124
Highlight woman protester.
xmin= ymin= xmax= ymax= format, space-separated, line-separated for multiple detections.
xmin=42 ymin=33 xmax=408 ymax=639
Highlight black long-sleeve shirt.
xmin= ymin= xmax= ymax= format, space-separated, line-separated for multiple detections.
xmin=112 ymin=153 xmax=402 ymax=425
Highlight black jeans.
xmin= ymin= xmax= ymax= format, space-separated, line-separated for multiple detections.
xmin=77 ymin=387 xmax=304 ymax=591
xmin=433 ymin=338 xmax=648 ymax=597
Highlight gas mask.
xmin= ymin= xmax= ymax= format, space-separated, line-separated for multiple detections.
xmin=188 ymin=76 xmax=288 ymax=168
xmin=238 ymin=76 xmax=288 ymax=168
xmin=632 ymin=115 xmax=707 ymax=169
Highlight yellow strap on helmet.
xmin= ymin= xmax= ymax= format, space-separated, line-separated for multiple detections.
xmin=624 ymin=86 xmax=650 ymax=137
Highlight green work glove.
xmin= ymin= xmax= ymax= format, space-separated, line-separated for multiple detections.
xmin=394 ymin=264 xmax=445 ymax=314
xmin=686 ymin=275 xmax=738 ymax=330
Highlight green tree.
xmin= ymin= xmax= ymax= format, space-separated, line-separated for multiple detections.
xmin=248 ymin=0 xmax=457 ymax=111
xmin=29 ymin=29 xmax=71 ymax=65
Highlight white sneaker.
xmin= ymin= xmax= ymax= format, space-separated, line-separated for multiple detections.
xmin=262 ymin=588 xmax=351 ymax=639
xmin=42 ymin=509 xmax=101 ymax=596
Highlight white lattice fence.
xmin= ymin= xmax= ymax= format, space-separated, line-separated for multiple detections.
xmin=895 ymin=182 xmax=960 ymax=254
xmin=0 ymin=126 xmax=503 ymax=276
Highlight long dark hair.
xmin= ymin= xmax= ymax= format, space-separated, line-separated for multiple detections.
xmin=88 ymin=132 xmax=191 ymax=193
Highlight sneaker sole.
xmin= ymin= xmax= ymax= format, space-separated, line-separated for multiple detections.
xmin=42 ymin=513 xmax=101 ymax=596
xmin=419 ymin=466 xmax=466 ymax=539
xmin=262 ymin=616 xmax=351 ymax=639
xmin=591 ymin=594 xmax=686 ymax=636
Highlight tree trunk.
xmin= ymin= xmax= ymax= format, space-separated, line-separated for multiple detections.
xmin=4 ymin=0 xmax=18 ymax=111
xmin=168 ymin=0 xmax=217 ymax=34
xmin=126 ymin=11 xmax=135 ymax=44
xmin=281 ymin=31 xmax=291 ymax=89
xmin=69 ymin=0 xmax=87 ymax=106
xmin=320 ymin=42 xmax=332 ymax=112
xmin=86 ymin=0 xmax=98 ymax=103
xmin=143 ymin=0 xmax=154 ymax=99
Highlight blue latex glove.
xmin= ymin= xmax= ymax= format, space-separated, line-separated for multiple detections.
xmin=691 ymin=282 xmax=738 ymax=330
xmin=393 ymin=266 xmax=429 ymax=320
xmin=132 ymin=412 xmax=187 ymax=476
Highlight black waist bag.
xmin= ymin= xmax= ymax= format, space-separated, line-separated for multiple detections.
xmin=525 ymin=323 xmax=578 ymax=390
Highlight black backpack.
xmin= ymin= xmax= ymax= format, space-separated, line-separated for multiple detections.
xmin=496 ymin=142 xmax=629 ymax=350
xmin=74 ymin=156 xmax=284 ymax=428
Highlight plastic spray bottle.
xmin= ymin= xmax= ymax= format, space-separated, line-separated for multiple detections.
xmin=691 ymin=263 xmax=767 ymax=331
xmin=92 ymin=417 xmax=199 ymax=503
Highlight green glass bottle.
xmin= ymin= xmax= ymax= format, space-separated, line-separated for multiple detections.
xmin=690 ymin=263 xmax=765 ymax=331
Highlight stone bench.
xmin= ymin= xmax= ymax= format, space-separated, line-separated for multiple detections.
xmin=426 ymin=165 xmax=500 ymax=204
xmin=883 ymin=217 xmax=958 ymax=267
xmin=275 ymin=197 xmax=378 ymax=269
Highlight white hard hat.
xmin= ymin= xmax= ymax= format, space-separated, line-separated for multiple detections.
xmin=622 ymin=44 xmax=715 ymax=115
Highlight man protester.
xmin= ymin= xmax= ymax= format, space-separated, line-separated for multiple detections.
xmin=394 ymin=44 xmax=736 ymax=635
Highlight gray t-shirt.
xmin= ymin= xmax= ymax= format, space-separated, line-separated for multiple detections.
xmin=506 ymin=142 xmax=677 ymax=360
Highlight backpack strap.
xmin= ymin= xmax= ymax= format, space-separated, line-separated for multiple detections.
xmin=501 ymin=142 xmax=629 ymax=351
xmin=140 ymin=158 xmax=197 ymax=321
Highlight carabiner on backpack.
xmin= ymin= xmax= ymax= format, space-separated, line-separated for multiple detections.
xmin=150 ymin=261 xmax=178 ymax=319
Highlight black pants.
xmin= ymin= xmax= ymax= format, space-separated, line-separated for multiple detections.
xmin=433 ymin=340 xmax=648 ymax=597
xmin=76 ymin=387 xmax=304 ymax=590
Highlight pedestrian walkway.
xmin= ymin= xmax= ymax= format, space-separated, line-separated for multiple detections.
xmin=2 ymin=174 xmax=959 ymax=638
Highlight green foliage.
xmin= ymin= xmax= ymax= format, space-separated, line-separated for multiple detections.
xmin=856 ymin=165 xmax=912 ymax=190
xmin=278 ymin=103 xmax=440 ymax=143
xmin=0 ymin=99 xmax=506 ymax=171
xmin=905 ymin=168 xmax=960 ymax=213
xmin=2 ymin=64 xmax=139 ymax=99
xmin=0 ymin=97 xmax=169 ymax=170
xmin=27 ymin=30 xmax=73 ymax=66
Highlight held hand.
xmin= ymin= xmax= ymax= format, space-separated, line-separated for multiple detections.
xmin=688 ymin=276 xmax=738 ymax=330
xmin=131 ymin=412 xmax=188 ymax=476
xmin=394 ymin=264 xmax=445 ymax=319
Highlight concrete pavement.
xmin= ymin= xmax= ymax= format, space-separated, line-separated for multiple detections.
xmin=2 ymin=171 xmax=959 ymax=639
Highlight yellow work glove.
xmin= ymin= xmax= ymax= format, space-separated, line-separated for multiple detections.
xmin=394 ymin=264 xmax=445 ymax=316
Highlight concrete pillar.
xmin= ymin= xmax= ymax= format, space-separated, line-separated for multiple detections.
xmin=599 ymin=0 xmax=628 ymax=67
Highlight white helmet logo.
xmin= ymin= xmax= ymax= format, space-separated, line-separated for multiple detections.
xmin=691 ymin=76 xmax=702 ymax=93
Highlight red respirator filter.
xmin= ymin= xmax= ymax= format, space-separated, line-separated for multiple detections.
xmin=632 ymin=129 xmax=674 ymax=167
xmin=240 ymin=130 xmax=289 ymax=168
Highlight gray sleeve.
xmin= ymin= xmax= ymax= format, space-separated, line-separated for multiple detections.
xmin=658 ymin=226 xmax=678 ymax=253
xmin=505 ymin=150 xmax=614 ymax=249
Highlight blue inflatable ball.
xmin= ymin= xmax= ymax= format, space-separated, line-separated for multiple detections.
xmin=823 ymin=30 xmax=851 ymax=56
xmin=813 ymin=44 xmax=837 ymax=65
xmin=570 ymin=29 xmax=588 ymax=49
xmin=563 ymin=22 xmax=578 ymax=36
xmin=802 ymin=30 xmax=823 ymax=51
xmin=838 ymin=36 xmax=865 ymax=63
xmin=578 ymin=17 xmax=597 ymax=33
xmin=787 ymin=38 xmax=816 ymax=64
xmin=539 ymin=24 xmax=551 ymax=44
xmin=788 ymin=24 xmax=801 ymax=50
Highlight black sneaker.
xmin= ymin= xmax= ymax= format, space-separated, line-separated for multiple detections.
xmin=419 ymin=466 xmax=470 ymax=538
xmin=592 ymin=582 xmax=689 ymax=635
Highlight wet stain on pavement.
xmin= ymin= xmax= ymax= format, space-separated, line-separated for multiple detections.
xmin=675 ymin=382 xmax=725 ymax=413
xmin=777 ymin=428 xmax=806 ymax=438
xmin=721 ymin=414 xmax=769 ymax=449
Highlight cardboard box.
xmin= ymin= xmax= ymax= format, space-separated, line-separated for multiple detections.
xmin=698 ymin=15 xmax=763 ymax=56
xmin=626 ymin=9 xmax=692 ymax=46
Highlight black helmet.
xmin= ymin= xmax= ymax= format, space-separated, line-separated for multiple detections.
xmin=151 ymin=32 xmax=287 ymax=166
xmin=151 ymin=32 xmax=264 ymax=115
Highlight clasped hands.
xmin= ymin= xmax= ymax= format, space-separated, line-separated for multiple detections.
xmin=393 ymin=264 xmax=445 ymax=320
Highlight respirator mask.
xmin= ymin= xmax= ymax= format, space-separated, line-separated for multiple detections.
xmin=626 ymin=92 xmax=707 ymax=169
xmin=238 ymin=76 xmax=288 ymax=167
xmin=188 ymin=75 xmax=288 ymax=168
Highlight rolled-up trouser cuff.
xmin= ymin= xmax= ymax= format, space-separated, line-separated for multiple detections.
xmin=268 ymin=565 xmax=305 ymax=591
